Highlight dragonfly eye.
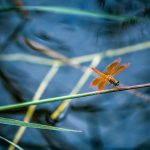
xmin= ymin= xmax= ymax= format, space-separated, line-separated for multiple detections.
xmin=116 ymin=81 xmax=119 ymax=86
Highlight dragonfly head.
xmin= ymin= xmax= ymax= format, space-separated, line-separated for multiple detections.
xmin=115 ymin=80 xmax=119 ymax=86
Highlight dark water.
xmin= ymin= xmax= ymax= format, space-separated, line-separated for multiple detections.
xmin=0 ymin=0 xmax=150 ymax=150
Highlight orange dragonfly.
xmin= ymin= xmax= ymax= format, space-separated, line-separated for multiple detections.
xmin=90 ymin=59 xmax=129 ymax=91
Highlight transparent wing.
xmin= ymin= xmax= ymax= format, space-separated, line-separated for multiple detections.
xmin=111 ymin=64 xmax=129 ymax=76
xmin=98 ymin=81 xmax=108 ymax=91
xmin=103 ymin=58 xmax=121 ymax=75
xmin=90 ymin=77 xmax=102 ymax=87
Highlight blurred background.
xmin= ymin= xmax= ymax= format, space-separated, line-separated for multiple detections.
xmin=0 ymin=0 xmax=150 ymax=149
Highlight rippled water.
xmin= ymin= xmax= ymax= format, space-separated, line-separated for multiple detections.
xmin=0 ymin=0 xmax=150 ymax=149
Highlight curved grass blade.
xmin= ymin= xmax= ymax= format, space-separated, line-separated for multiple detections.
xmin=0 ymin=135 xmax=23 ymax=150
xmin=0 ymin=6 xmax=140 ymax=21
xmin=0 ymin=117 xmax=81 ymax=132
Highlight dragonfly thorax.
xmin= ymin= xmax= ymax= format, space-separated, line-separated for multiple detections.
xmin=106 ymin=75 xmax=119 ymax=86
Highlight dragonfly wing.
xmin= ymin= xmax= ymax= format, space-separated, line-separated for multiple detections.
xmin=103 ymin=58 xmax=121 ymax=75
xmin=98 ymin=81 xmax=108 ymax=91
xmin=90 ymin=77 xmax=102 ymax=87
xmin=111 ymin=64 xmax=129 ymax=76
xmin=91 ymin=67 xmax=106 ymax=79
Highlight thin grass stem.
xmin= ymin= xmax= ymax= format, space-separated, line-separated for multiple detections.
xmin=0 ymin=83 xmax=149 ymax=112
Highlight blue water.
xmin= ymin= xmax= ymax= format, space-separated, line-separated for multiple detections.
xmin=0 ymin=0 xmax=150 ymax=149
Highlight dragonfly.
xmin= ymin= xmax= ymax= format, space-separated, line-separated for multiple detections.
xmin=90 ymin=59 xmax=129 ymax=91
